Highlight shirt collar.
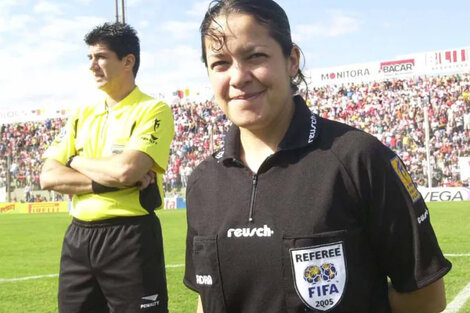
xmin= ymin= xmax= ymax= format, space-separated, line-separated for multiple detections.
xmin=216 ymin=95 xmax=320 ymax=164
xmin=95 ymin=86 xmax=142 ymax=115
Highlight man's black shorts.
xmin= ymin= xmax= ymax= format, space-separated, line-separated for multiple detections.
xmin=58 ymin=213 xmax=168 ymax=313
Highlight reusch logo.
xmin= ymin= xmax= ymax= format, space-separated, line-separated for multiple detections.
xmin=227 ymin=225 xmax=274 ymax=238
xmin=417 ymin=209 xmax=429 ymax=224
xmin=308 ymin=114 xmax=317 ymax=143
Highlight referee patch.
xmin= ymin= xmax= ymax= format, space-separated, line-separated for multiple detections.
xmin=290 ymin=242 xmax=346 ymax=311
xmin=390 ymin=156 xmax=421 ymax=202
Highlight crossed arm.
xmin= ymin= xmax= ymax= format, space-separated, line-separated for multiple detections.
xmin=40 ymin=149 xmax=155 ymax=195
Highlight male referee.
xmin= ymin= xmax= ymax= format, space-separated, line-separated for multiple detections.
xmin=40 ymin=22 xmax=174 ymax=313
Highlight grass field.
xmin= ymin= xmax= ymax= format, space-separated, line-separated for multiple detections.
xmin=0 ymin=201 xmax=469 ymax=313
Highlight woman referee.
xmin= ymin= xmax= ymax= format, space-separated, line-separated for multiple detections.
xmin=183 ymin=1 xmax=451 ymax=312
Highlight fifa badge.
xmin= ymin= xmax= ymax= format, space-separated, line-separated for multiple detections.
xmin=290 ymin=242 xmax=346 ymax=311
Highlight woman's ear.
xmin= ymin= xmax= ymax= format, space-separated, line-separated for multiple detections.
xmin=288 ymin=45 xmax=301 ymax=77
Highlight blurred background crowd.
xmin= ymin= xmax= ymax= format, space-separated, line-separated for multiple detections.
xmin=1 ymin=73 xmax=469 ymax=202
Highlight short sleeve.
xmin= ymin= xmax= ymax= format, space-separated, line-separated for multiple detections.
xmin=42 ymin=112 xmax=78 ymax=164
xmin=355 ymin=140 xmax=451 ymax=292
xmin=126 ymin=101 xmax=174 ymax=172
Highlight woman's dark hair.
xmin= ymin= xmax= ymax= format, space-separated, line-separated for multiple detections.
xmin=200 ymin=0 xmax=307 ymax=92
xmin=84 ymin=22 xmax=140 ymax=77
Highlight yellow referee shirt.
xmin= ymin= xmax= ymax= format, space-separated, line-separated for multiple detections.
xmin=44 ymin=87 xmax=174 ymax=221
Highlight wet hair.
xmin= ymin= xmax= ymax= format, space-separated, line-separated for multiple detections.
xmin=84 ymin=22 xmax=140 ymax=77
xmin=200 ymin=0 xmax=307 ymax=92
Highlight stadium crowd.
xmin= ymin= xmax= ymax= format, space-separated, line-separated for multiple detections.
xmin=0 ymin=118 xmax=66 ymax=202
xmin=306 ymin=73 xmax=470 ymax=188
xmin=1 ymin=73 xmax=469 ymax=201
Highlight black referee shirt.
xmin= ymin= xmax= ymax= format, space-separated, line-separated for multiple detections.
xmin=184 ymin=96 xmax=451 ymax=313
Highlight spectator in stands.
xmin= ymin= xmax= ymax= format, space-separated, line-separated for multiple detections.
xmin=1 ymin=73 xmax=469 ymax=195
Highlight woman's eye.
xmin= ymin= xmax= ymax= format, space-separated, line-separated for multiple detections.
xmin=210 ymin=61 xmax=228 ymax=70
xmin=250 ymin=53 xmax=266 ymax=59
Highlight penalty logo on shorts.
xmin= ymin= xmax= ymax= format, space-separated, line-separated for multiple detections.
xmin=290 ymin=242 xmax=346 ymax=311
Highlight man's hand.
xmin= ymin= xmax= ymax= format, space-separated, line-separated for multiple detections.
xmin=136 ymin=171 xmax=155 ymax=190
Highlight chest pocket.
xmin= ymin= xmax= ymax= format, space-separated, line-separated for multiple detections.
xmin=110 ymin=137 xmax=128 ymax=155
xmin=282 ymin=228 xmax=390 ymax=313
xmin=108 ymin=117 xmax=133 ymax=155
xmin=192 ymin=235 xmax=227 ymax=313
xmin=106 ymin=114 xmax=135 ymax=155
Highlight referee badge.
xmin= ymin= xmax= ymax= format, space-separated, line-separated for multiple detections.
xmin=390 ymin=156 xmax=421 ymax=202
xmin=290 ymin=242 xmax=346 ymax=311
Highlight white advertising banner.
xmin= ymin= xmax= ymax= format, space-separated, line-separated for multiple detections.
xmin=424 ymin=47 xmax=470 ymax=74
xmin=309 ymin=58 xmax=424 ymax=87
xmin=459 ymin=157 xmax=470 ymax=181
xmin=309 ymin=46 xmax=470 ymax=87
xmin=164 ymin=197 xmax=177 ymax=210
xmin=310 ymin=62 xmax=379 ymax=86
xmin=0 ymin=187 xmax=5 ymax=203
xmin=417 ymin=187 xmax=470 ymax=202
xmin=378 ymin=58 xmax=419 ymax=79
xmin=0 ymin=108 xmax=69 ymax=124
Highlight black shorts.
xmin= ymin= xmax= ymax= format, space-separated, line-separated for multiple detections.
xmin=58 ymin=213 xmax=168 ymax=313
